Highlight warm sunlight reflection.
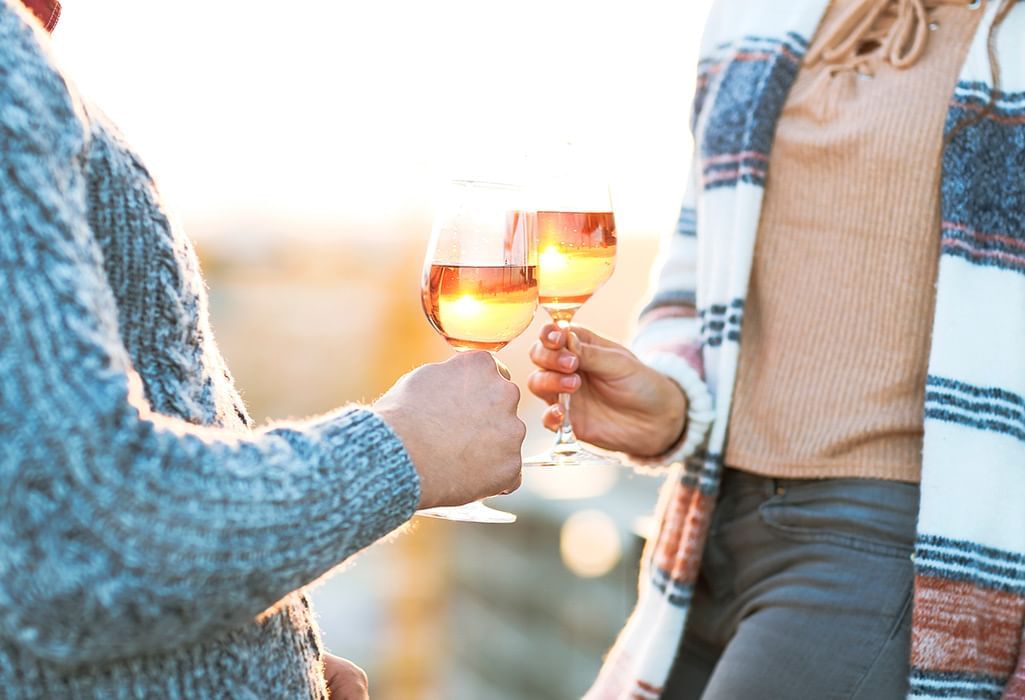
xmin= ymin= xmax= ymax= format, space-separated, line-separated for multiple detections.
xmin=539 ymin=246 xmax=569 ymax=273
xmin=449 ymin=294 xmax=485 ymax=319
xmin=560 ymin=509 xmax=622 ymax=578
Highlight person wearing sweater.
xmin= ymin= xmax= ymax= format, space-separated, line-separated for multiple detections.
xmin=530 ymin=0 xmax=1025 ymax=698
xmin=0 ymin=1 xmax=526 ymax=698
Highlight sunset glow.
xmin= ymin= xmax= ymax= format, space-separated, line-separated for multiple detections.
xmin=50 ymin=0 xmax=713 ymax=241
xmin=560 ymin=509 xmax=622 ymax=578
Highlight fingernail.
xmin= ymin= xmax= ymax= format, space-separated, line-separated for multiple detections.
xmin=559 ymin=355 xmax=576 ymax=370
xmin=547 ymin=331 xmax=561 ymax=344
xmin=561 ymin=375 xmax=579 ymax=390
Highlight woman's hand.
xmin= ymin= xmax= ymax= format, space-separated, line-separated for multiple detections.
xmin=527 ymin=324 xmax=687 ymax=457
xmin=323 ymin=654 xmax=369 ymax=700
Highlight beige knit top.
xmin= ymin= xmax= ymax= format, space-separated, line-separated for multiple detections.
xmin=724 ymin=0 xmax=983 ymax=483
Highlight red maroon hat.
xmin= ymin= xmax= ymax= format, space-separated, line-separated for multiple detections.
xmin=21 ymin=0 xmax=61 ymax=32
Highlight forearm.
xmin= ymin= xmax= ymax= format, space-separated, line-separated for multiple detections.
xmin=0 ymin=387 xmax=419 ymax=666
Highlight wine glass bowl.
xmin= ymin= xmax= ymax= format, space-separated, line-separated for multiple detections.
xmin=537 ymin=211 xmax=617 ymax=325
xmin=422 ymin=258 xmax=537 ymax=352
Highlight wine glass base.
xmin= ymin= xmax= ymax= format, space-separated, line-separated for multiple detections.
xmin=415 ymin=501 xmax=517 ymax=524
xmin=524 ymin=445 xmax=623 ymax=468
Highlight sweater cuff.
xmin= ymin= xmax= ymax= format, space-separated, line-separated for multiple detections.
xmin=306 ymin=408 xmax=422 ymax=535
xmin=629 ymin=352 xmax=715 ymax=467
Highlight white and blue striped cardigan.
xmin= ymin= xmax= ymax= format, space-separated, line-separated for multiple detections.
xmin=589 ymin=2 xmax=1025 ymax=698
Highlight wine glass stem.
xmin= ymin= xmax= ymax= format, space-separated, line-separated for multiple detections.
xmin=553 ymin=317 xmax=580 ymax=453
xmin=555 ymin=390 xmax=577 ymax=446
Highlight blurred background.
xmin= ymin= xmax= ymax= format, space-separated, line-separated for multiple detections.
xmin=52 ymin=1 xmax=711 ymax=697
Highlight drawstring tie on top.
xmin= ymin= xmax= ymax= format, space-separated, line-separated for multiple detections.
xmin=806 ymin=0 xmax=979 ymax=73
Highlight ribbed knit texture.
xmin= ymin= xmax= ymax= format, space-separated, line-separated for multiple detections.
xmin=724 ymin=0 xmax=982 ymax=482
xmin=0 ymin=2 xmax=421 ymax=697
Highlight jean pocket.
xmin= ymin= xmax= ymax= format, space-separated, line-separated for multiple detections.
xmin=758 ymin=478 xmax=919 ymax=559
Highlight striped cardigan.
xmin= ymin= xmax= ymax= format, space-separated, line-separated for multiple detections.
xmin=588 ymin=2 xmax=1025 ymax=699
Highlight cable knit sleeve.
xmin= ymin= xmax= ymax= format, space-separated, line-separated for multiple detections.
xmin=0 ymin=13 xmax=419 ymax=666
xmin=628 ymin=155 xmax=715 ymax=466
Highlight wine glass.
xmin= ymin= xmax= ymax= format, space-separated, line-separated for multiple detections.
xmin=525 ymin=156 xmax=619 ymax=467
xmin=416 ymin=179 xmax=537 ymax=523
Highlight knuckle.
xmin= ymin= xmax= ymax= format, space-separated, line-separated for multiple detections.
xmin=528 ymin=341 xmax=543 ymax=362
xmin=515 ymin=417 xmax=527 ymax=441
xmin=469 ymin=350 xmax=493 ymax=367
xmin=526 ymin=379 xmax=544 ymax=399
xmin=495 ymin=378 xmax=518 ymax=403
xmin=457 ymin=350 xmax=487 ymax=372
xmin=548 ymin=350 xmax=568 ymax=371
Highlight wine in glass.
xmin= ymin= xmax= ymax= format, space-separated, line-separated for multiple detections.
xmin=526 ymin=170 xmax=618 ymax=467
xmin=416 ymin=180 xmax=537 ymax=523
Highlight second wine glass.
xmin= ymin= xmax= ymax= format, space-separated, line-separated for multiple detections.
xmin=525 ymin=161 xmax=619 ymax=468
xmin=416 ymin=180 xmax=537 ymax=523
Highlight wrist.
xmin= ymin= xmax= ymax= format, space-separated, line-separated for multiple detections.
xmin=372 ymin=406 xmax=436 ymax=509
xmin=650 ymin=369 xmax=689 ymax=456
xmin=632 ymin=352 xmax=715 ymax=465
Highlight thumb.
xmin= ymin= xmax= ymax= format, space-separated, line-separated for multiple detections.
xmin=568 ymin=331 xmax=634 ymax=378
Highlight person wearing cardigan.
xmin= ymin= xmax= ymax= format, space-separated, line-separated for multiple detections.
xmin=0 ymin=1 xmax=527 ymax=697
xmin=530 ymin=0 xmax=1025 ymax=698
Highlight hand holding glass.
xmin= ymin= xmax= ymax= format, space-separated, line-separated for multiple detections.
xmin=526 ymin=169 xmax=619 ymax=467
xmin=416 ymin=180 xmax=537 ymax=523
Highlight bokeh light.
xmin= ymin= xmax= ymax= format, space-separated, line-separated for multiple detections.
xmin=560 ymin=509 xmax=623 ymax=578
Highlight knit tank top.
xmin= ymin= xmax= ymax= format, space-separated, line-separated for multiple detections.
xmin=724 ymin=0 xmax=983 ymax=481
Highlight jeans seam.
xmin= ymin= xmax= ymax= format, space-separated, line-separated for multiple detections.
xmin=758 ymin=503 xmax=913 ymax=559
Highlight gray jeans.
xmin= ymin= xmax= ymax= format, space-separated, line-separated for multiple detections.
xmin=663 ymin=468 xmax=920 ymax=700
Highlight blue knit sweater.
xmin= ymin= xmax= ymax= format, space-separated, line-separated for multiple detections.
xmin=0 ymin=2 xmax=421 ymax=697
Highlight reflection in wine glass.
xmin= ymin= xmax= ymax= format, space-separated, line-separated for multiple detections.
xmin=416 ymin=180 xmax=537 ymax=523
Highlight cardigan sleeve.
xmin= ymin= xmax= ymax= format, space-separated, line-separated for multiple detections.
xmin=0 ymin=14 xmax=419 ymax=667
